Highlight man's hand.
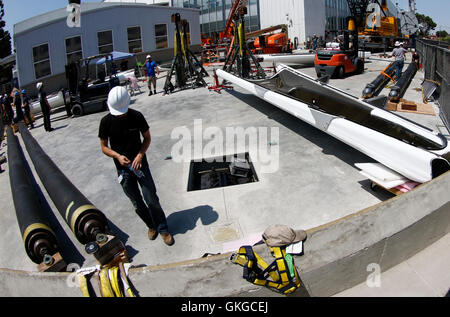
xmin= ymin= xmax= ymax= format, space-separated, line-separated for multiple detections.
xmin=131 ymin=153 xmax=143 ymax=171
xmin=117 ymin=155 xmax=131 ymax=167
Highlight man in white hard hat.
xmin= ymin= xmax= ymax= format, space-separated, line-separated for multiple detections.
xmin=391 ymin=41 xmax=407 ymax=81
xmin=36 ymin=82 xmax=54 ymax=132
xmin=144 ymin=55 xmax=160 ymax=96
xmin=98 ymin=86 xmax=174 ymax=246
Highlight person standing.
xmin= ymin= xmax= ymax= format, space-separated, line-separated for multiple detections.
xmin=21 ymin=89 xmax=34 ymax=129
xmin=98 ymin=86 xmax=174 ymax=246
xmin=312 ymin=34 xmax=318 ymax=50
xmin=0 ymin=97 xmax=5 ymax=143
xmin=13 ymin=90 xmax=24 ymax=124
xmin=3 ymin=92 xmax=14 ymax=126
xmin=36 ymin=82 xmax=54 ymax=132
xmin=391 ymin=42 xmax=407 ymax=82
xmin=144 ymin=55 xmax=160 ymax=96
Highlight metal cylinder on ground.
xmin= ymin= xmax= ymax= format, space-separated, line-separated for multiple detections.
xmin=388 ymin=61 xmax=418 ymax=102
xmin=17 ymin=122 xmax=127 ymax=265
xmin=17 ymin=122 xmax=107 ymax=244
xmin=6 ymin=126 xmax=66 ymax=271
xmin=362 ymin=62 xmax=396 ymax=99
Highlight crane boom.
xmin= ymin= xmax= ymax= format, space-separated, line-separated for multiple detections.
xmin=223 ymin=0 xmax=248 ymax=38
xmin=346 ymin=0 xmax=371 ymax=28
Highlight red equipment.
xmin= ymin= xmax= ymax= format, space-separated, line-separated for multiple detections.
xmin=208 ymin=69 xmax=233 ymax=94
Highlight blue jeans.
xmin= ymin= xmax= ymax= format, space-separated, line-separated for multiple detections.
xmin=395 ymin=60 xmax=404 ymax=82
xmin=119 ymin=160 xmax=168 ymax=233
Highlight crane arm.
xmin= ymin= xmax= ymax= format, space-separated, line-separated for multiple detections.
xmin=223 ymin=0 xmax=248 ymax=38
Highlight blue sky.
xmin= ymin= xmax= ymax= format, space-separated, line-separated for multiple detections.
xmin=3 ymin=0 xmax=450 ymax=39
xmin=3 ymin=0 xmax=100 ymax=38
xmin=395 ymin=0 xmax=450 ymax=32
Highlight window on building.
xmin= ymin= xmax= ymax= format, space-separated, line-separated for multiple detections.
xmin=33 ymin=43 xmax=51 ymax=79
xmin=65 ymin=36 xmax=82 ymax=64
xmin=127 ymin=26 xmax=142 ymax=53
xmin=98 ymin=30 xmax=113 ymax=54
xmin=155 ymin=24 xmax=168 ymax=49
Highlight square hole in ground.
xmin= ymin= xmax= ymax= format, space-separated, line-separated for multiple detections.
xmin=187 ymin=153 xmax=259 ymax=191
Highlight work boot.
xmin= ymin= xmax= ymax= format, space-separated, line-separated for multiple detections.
xmin=148 ymin=91 xmax=153 ymax=96
xmin=154 ymin=90 xmax=157 ymax=95
xmin=161 ymin=232 xmax=174 ymax=246
xmin=148 ymin=228 xmax=158 ymax=240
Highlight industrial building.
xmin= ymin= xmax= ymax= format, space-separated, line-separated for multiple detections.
xmin=13 ymin=2 xmax=200 ymax=94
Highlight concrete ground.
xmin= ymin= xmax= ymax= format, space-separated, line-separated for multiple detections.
xmin=335 ymin=233 xmax=450 ymax=297
xmin=0 ymin=53 xmax=448 ymax=281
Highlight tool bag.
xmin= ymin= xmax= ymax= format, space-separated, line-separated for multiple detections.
xmin=231 ymin=245 xmax=301 ymax=295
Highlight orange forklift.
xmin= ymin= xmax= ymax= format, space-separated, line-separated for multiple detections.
xmin=315 ymin=0 xmax=369 ymax=79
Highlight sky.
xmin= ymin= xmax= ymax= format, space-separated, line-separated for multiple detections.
xmin=3 ymin=0 xmax=450 ymax=40
xmin=3 ymin=0 xmax=101 ymax=39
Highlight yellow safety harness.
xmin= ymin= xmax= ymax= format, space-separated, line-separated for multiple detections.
xmin=231 ymin=245 xmax=301 ymax=295
xmin=77 ymin=263 xmax=136 ymax=297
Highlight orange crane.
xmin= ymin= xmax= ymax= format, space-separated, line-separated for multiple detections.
xmin=201 ymin=0 xmax=248 ymax=48
xmin=223 ymin=0 xmax=249 ymax=39
xmin=248 ymin=25 xmax=290 ymax=54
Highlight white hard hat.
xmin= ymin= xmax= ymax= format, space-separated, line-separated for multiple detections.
xmin=146 ymin=55 xmax=151 ymax=59
xmin=395 ymin=41 xmax=400 ymax=47
xmin=107 ymin=86 xmax=130 ymax=116
xmin=36 ymin=82 xmax=43 ymax=90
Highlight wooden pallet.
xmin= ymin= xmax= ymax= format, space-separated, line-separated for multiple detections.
xmin=386 ymin=99 xmax=435 ymax=116
xmin=370 ymin=181 xmax=404 ymax=196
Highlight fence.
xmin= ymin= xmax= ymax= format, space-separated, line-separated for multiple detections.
xmin=416 ymin=39 xmax=450 ymax=131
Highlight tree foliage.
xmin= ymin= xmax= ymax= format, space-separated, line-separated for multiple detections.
xmin=0 ymin=0 xmax=11 ymax=59
xmin=436 ymin=30 xmax=449 ymax=38
xmin=0 ymin=0 xmax=12 ymax=84
xmin=416 ymin=13 xmax=437 ymax=37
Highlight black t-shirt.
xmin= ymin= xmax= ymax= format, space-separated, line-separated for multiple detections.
xmin=14 ymin=96 xmax=24 ymax=120
xmin=39 ymin=91 xmax=49 ymax=114
xmin=23 ymin=96 xmax=30 ymax=109
xmin=4 ymin=96 xmax=13 ymax=116
xmin=98 ymin=109 xmax=150 ymax=170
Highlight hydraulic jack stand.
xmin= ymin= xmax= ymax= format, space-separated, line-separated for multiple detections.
xmin=163 ymin=13 xmax=209 ymax=95
xmin=208 ymin=69 xmax=233 ymax=93
xmin=222 ymin=6 xmax=265 ymax=80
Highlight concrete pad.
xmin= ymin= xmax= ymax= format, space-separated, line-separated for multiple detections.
xmin=0 ymin=58 xmax=448 ymax=275
xmin=334 ymin=261 xmax=438 ymax=297
xmin=404 ymin=234 xmax=450 ymax=296
xmin=335 ymin=234 xmax=450 ymax=297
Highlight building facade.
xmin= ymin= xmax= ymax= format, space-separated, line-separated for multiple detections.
xmin=170 ymin=0 xmax=397 ymax=46
xmin=171 ymin=0 xmax=260 ymax=35
xmin=103 ymin=0 xmax=171 ymax=6
xmin=325 ymin=0 xmax=351 ymax=33
xmin=14 ymin=2 xmax=200 ymax=93
xmin=171 ymin=0 xmax=346 ymax=44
